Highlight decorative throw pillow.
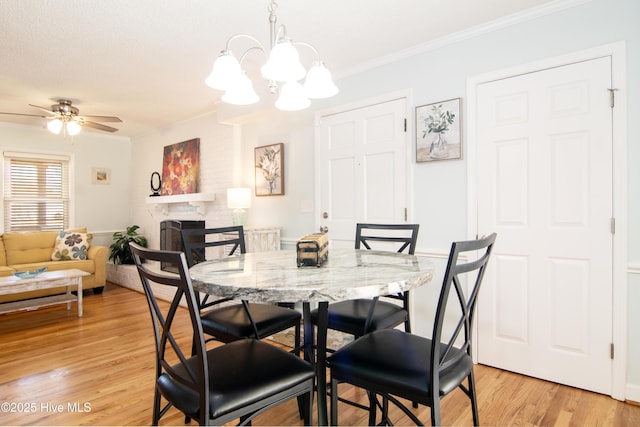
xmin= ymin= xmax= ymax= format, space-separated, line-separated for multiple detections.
xmin=51 ymin=231 xmax=91 ymax=261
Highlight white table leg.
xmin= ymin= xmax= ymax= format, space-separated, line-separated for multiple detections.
xmin=66 ymin=285 xmax=72 ymax=311
xmin=77 ymin=277 xmax=83 ymax=317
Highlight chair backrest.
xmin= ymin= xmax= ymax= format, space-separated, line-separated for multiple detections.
xmin=129 ymin=242 xmax=209 ymax=425
xmin=355 ymin=223 xmax=420 ymax=310
xmin=430 ymin=233 xmax=496 ymax=384
xmin=355 ymin=223 xmax=419 ymax=254
xmin=181 ymin=225 xmax=246 ymax=268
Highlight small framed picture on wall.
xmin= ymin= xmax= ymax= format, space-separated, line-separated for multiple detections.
xmin=92 ymin=167 xmax=111 ymax=185
xmin=416 ymin=97 xmax=462 ymax=162
xmin=254 ymin=143 xmax=284 ymax=196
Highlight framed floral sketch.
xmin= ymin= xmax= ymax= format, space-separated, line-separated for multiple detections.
xmin=160 ymin=138 xmax=200 ymax=195
xmin=92 ymin=167 xmax=111 ymax=185
xmin=255 ymin=143 xmax=284 ymax=196
xmin=416 ymin=98 xmax=462 ymax=162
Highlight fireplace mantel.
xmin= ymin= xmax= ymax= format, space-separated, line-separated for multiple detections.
xmin=146 ymin=193 xmax=216 ymax=215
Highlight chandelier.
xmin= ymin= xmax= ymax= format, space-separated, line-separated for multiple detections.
xmin=205 ymin=0 xmax=338 ymax=111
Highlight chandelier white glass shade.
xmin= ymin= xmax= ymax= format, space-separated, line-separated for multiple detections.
xmin=205 ymin=0 xmax=338 ymax=111
xmin=47 ymin=117 xmax=82 ymax=136
xmin=221 ymin=71 xmax=260 ymax=105
xmin=275 ymin=81 xmax=310 ymax=111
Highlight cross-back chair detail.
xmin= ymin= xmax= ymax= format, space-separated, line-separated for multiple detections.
xmin=130 ymin=243 xmax=314 ymax=426
xmin=310 ymin=223 xmax=420 ymax=343
xmin=181 ymin=225 xmax=246 ymax=311
xmin=355 ymin=223 xmax=420 ymax=332
xmin=328 ymin=233 xmax=497 ymax=426
xmin=180 ymin=226 xmax=302 ymax=349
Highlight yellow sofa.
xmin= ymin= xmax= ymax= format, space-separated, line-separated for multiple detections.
xmin=0 ymin=228 xmax=108 ymax=303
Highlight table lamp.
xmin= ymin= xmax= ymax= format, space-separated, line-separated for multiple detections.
xmin=227 ymin=187 xmax=251 ymax=226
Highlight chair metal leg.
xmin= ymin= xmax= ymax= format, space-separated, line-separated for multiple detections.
xmin=367 ymin=392 xmax=377 ymax=426
xmin=468 ymin=370 xmax=480 ymax=426
xmin=304 ymin=388 xmax=313 ymax=426
xmin=152 ymin=386 xmax=164 ymax=425
xmin=330 ymin=378 xmax=339 ymax=426
xmin=431 ymin=400 xmax=441 ymax=427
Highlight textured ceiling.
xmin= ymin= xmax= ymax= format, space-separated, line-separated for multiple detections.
xmin=0 ymin=0 xmax=567 ymax=138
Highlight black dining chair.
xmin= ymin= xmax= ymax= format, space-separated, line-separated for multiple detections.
xmin=129 ymin=243 xmax=315 ymax=426
xmin=327 ymin=233 xmax=496 ymax=426
xmin=180 ymin=226 xmax=301 ymax=349
xmin=310 ymin=223 xmax=420 ymax=344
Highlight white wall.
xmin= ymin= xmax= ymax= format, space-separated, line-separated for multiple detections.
xmin=0 ymin=122 xmax=131 ymax=237
xmin=129 ymin=112 xmax=237 ymax=250
xmin=227 ymin=0 xmax=640 ymax=396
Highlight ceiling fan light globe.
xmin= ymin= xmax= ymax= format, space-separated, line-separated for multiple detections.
xmin=275 ymin=81 xmax=310 ymax=111
xmin=66 ymin=120 xmax=82 ymax=136
xmin=303 ymin=62 xmax=339 ymax=99
xmin=261 ymin=40 xmax=306 ymax=82
xmin=47 ymin=119 xmax=63 ymax=134
xmin=206 ymin=52 xmax=242 ymax=90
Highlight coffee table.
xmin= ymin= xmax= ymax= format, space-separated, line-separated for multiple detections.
xmin=0 ymin=269 xmax=89 ymax=317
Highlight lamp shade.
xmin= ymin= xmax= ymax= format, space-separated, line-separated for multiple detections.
xmin=261 ymin=40 xmax=306 ymax=82
xmin=66 ymin=120 xmax=82 ymax=136
xmin=206 ymin=51 xmax=242 ymax=91
xmin=47 ymin=119 xmax=63 ymax=134
xmin=275 ymin=81 xmax=311 ymax=111
xmin=221 ymin=72 xmax=260 ymax=105
xmin=227 ymin=187 xmax=252 ymax=209
xmin=303 ymin=62 xmax=339 ymax=99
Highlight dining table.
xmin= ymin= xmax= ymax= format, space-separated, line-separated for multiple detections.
xmin=188 ymin=247 xmax=435 ymax=425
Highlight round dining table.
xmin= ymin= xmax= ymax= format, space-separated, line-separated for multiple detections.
xmin=189 ymin=248 xmax=435 ymax=425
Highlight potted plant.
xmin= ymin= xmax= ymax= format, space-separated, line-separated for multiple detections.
xmin=109 ymin=225 xmax=148 ymax=265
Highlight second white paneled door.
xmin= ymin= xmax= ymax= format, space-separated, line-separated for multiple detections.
xmin=476 ymin=56 xmax=613 ymax=394
xmin=317 ymin=98 xmax=408 ymax=248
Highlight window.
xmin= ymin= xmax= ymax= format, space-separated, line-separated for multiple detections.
xmin=3 ymin=152 xmax=70 ymax=232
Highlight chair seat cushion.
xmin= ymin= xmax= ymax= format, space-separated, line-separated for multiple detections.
xmin=310 ymin=298 xmax=408 ymax=336
xmin=201 ymin=302 xmax=301 ymax=340
xmin=158 ymin=339 xmax=315 ymax=420
xmin=327 ymin=329 xmax=472 ymax=403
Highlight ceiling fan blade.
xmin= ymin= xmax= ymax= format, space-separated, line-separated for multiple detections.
xmin=78 ymin=115 xmax=122 ymax=123
xmin=28 ymin=104 xmax=55 ymax=114
xmin=82 ymin=121 xmax=119 ymax=133
xmin=0 ymin=111 xmax=49 ymax=118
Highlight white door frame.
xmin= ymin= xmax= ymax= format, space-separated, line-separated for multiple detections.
xmin=313 ymin=89 xmax=415 ymax=233
xmin=467 ymin=42 xmax=627 ymax=400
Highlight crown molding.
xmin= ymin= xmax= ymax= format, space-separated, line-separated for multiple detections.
xmin=335 ymin=0 xmax=593 ymax=80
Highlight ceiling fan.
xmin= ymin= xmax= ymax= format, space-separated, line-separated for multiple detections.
xmin=0 ymin=99 xmax=122 ymax=134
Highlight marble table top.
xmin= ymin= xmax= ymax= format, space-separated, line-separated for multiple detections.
xmin=189 ymin=248 xmax=435 ymax=303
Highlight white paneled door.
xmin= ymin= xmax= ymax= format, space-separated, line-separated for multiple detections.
xmin=476 ymin=57 xmax=613 ymax=394
xmin=318 ymin=98 xmax=408 ymax=248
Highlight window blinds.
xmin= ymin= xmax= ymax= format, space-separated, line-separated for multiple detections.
xmin=3 ymin=152 xmax=70 ymax=231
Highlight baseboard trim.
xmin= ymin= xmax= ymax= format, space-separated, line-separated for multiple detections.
xmin=626 ymin=383 xmax=640 ymax=404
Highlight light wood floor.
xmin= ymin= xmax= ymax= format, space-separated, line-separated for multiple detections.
xmin=0 ymin=283 xmax=638 ymax=426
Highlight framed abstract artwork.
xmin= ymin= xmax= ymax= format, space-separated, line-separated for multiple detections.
xmin=254 ymin=143 xmax=284 ymax=196
xmin=160 ymin=138 xmax=200 ymax=195
xmin=416 ymin=98 xmax=462 ymax=162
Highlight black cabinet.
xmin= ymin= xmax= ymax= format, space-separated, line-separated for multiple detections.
xmin=160 ymin=220 xmax=204 ymax=272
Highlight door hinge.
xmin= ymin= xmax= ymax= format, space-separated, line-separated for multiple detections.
xmin=608 ymin=88 xmax=619 ymax=108
xmin=404 ymin=118 xmax=407 ymax=132
xmin=610 ymin=343 xmax=615 ymax=359
xmin=611 ymin=217 xmax=616 ymax=234
xmin=404 ymin=207 xmax=408 ymax=221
